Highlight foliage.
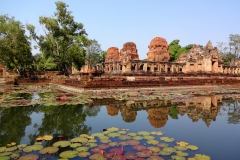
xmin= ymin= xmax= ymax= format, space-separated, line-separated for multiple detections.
xmin=33 ymin=54 xmax=57 ymax=71
xmin=27 ymin=1 xmax=89 ymax=75
xmin=85 ymin=40 xmax=102 ymax=66
xmin=217 ymin=41 xmax=238 ymax=66
xmin=169 ymin=106 xmax=179 ymax=119
xmin=229 ymin=34 xmax=240 ymax=58
xmin=0 ymin=15 xmax=33 ymax=74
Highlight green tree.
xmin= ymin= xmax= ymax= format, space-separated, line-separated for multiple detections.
xmin=85 ymin=40 xmax=102 ymax=66
xmin=33 ymin=53 xmax=57 ymax=71
xmin=168 ymin=40 xmax=188 ymax=62
xmin=0 ymin=15 xmax=33 ymax=75
xmin=27 ymin=1 xmax=89 ymax=76
xmin=217 ymin=42 xmax=237 ymax=65
xmin=169 ymin=106 xmax=179 ymax=119
xmin=99 ymin=51 xmax=107 ymax=63
xmin=229 ymin=34 xmax=240 ymax=58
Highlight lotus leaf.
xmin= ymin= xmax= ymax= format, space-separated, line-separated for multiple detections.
xmin=147 ymin=140 xmax=159 ymax=145
xmin=132 ymin=145 xmax=146 ymax=151
xmin=132 ymin=136 xmax=143 ymax=140
xmin=98 ymin=144 xmax=110 ymax=149
xmin=103 ymin=152 xmax=114 ymax=159
xmin=70 ymin=143 xmax=82 ymax=148
xmin=108 ymin=133 xmax=120 ymax=138
xmin=17 ymin=144 xmax=27 ymax=148
xmin=34 ymin=142 xmax=42 ymax=145
xmin=89 ymin=153 xmax=105 ymax=160
xmin=159 ymin=151 xmax=171 ymax=156
xmin=119 ymin=141 xmax=128 ymax=146
xmin=157 ymin=143 xmax=168 ymax=148
xmin=23 ymin=145 xmax=43 ymax=152
xmin=160 ymin=137 xmax=174 ymax=142
xmin=87 ymin=136 xmax=95 ymax=139
xmin=59 ymin=151 xmax=78 ymax=159
xmin=186 ymin=145 xmax=198 ymax=150
xmin=87 ymin=143 xmax=98 ymax=148
xmin=88 ymin=139 xmax=97 ymax=143
xmin=171 ymin=155 xmax=186 ymax=160
xmin=91 ymin=147 xmax=102 ymax=153
xmin=0 ymin=147 xmax=6 ymax=153
xmin=175 ymin=151 xmax=189 ymax=157
xmin=174 ymin=146 xmax=187 ymax=151
xmin=18 ymin=154 xmax=39 ymax=160
xmin=137 ymin=131 xmax=150 ymax=136
xmin=102 ymin=130 xmax=110 ymax=134
xmin=187 ymin=158 xmax=197 ymax=160
xmin=112 ymin=155 xmax=126 ymax=160
xmin=91 ymin=132 xmax=104 ymax=137
xmin=162 ymin=147 xmax=176 ymax=153
xmin=0 ymin=152 xmax=12 ymax=156
xmin=176 ymin=141 xmax=189 ymax=147
xmin=118 ymin=131 xmax=127 ymax=134
xmin=107 ymin=127 xmax=119 ymax=132
xmin=5 ymin=146 xmax=17 ymax=152
xmin=0 ymin=156 xmax=10 ymax=160
xmin=100 ymin=139 xmax=112 ymax=143
xmin=39 ymin=147 xmax=59 ymax=154
xmin=119 ymin=135 xmax=132 ymax=140
xmin=147 ymin=147 xmax=160 ymax=152
xmin=71 ymin=137 xmax=88 ymax=143
xmin=127 ymin=133 xmax=137 ymax=136
xmin=76 ymin=147 xmax=89 ymax=152
xmin=136 ymin=151 xmax=151 ymax=158
xmin=44 ymin=135 xmax=53 ymax=140
xmin=124 ymin=152 xmax=137 ymax=159
xmin=144 ymin=135 xmax=155 ymax=140
xmin=126 ymin=140 xmax=140 ymax=145
xmin=10 ymin=152 xmax=20 ymax=159
xmin=9 ymin=142 xmax=16 ymax=146
xmin=147 ymin=156 xmax=164 ymax=160
xmin=79 ymin=134 xmax=89 ymax=137
xmin=110 ymin=147 xmax=124 ymax=155
xmin=108 ymin=142 xmax=119 ymax=147
xmin=194 ymin=154 xmax=210 ymax=160
xmin=53 ymin=141 xmax=71 ymax=147
xmin=99 ymin=136 xmax=109 ymax=140
xmin=150 ymin=131 xmax=157 ymax=135
xmin=78 ymin=151 xmax=91 ymax=158
xmin=156 ymin=131 xmax=164 ymax=135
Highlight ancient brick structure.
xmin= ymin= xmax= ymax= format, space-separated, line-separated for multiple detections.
xmin=147 ymin=37 xmax=170 ymax=62
xmin=105 ymin=47 xmax=120 ymax=62
xmin=147 ymin=108 xmax=169 ymax=128
xmin=106 ymin=106 xmax=119 ymax=116
xmin=119 ymin=42 xmax=139 ymax=61
xmin=0 ymin=64 xmax=6 ymax=77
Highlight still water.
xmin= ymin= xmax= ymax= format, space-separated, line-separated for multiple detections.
xmin=1 ymin=87 xmax=240 ymax=159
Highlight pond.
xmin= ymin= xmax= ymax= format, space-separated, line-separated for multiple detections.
xmin=0 ymin=84 xmax=240 ymax=160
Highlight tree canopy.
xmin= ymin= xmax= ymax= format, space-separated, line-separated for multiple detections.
xmin=27 ymin=1 xmax=90 ymax=75
xmin=0 ymin=15 xmax=33 ymax=75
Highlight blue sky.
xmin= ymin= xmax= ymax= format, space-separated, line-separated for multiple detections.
xmin=1 ymin=0 xmax=240 ymax=59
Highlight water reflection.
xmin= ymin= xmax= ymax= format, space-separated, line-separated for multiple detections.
xmin=100 ymin=95 xmax=223 ymax=128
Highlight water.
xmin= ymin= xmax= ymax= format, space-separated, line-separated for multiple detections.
xmin=0 ymin=86 xmax=240 ymax=159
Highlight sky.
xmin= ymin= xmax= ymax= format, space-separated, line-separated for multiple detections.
xmin=1 ymin=0 xmax=240 ymax=59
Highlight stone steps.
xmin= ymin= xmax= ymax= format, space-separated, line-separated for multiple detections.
xmin=0 ymin=78 xmax=6 ymax=84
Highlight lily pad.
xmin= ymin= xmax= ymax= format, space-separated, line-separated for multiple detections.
xmin=10 ymin=152 xmax=20 ymax=159
xmin=160 ymin=137 xmax=174 ymax=142
xmin=127 ymin=133 xmax=137 ymax=136
xmin=17 ymin=144 xmax=27 ymax=148
xmin=147 ymin=156 xmax=164 ymax=160
xmin=71 ymin=137 xmax=88 ymax=143
xmin=176 ymin=151 xmax=189 ymax=157
xmin=110 ymin=147 xmax=124 ymax=155
xmin=144 ymin=135 xmax=155 ymax=140
xmin=186 ymin=145 xmax=198 ymax=150
xmin=136 ymin=151 xmax=151 ymax=158
xmin=174 ymin=146 xmax=187 ymax=151
xmin=44 ymin=135 xmax=53 ymax=140
xmin=156 ymin=131 xmax=164 ymax=135
xmin=112 ymin=154 xmax=126 ymax=160
xmin=0 ymin=152 xmax=12 ymax=156
xmin=0 ymin=147 xmax=6 ymax=153
xmin=23 ymin=145 xmax=43 ymax=152
xmin=53 ymin=141 xmax=71 ymax=147
xmin=137 ymin=131 xmax=150 ymax=136
xmin=76 ymin=147 xmax=89 ymax=152
xmin=124 ymin=152 xmax=137 ymax=159
xmin=159 ymin=151 xmax=172 ymax=156
xmin=157 ymin=143 xmax=169 ymax=148
xmin=18 ymin=154 xmax=39 ymax=160
xmin=5 ymin=146 xmax=17 ymax=152
xmin=87 ymin=143 xmax=98 ymax=148
xmin=108 ymin=133 xmax=120 ymax=138
xmin=39 ymin=147 xmax=59 ymax=154
xmin=100 ymin=139 xmax=112 ymax=143
xmin=59 ymin=150 xmax=78 ymax=159
xmin=109 ymin=142 xmax=119 ymax=147
xmin=118 ymin=131 xmax=127 ymax=134
xmin=91 ymin=132 xmax=104 ymax=137
xmin=0 ymin=156 xmax=10 ymax=160
xmin=132 ymin=145 xmax=146 ymax=151
xmin=88 ymin=139 xmax=97 ymax=143
xmin=119 ymin=141 xmax=128 ymax=146
xmin=132 ymin=136 xmax=143 ymax=140
xmin=162 ymin=147 xmax=176 ymax=153
xmin=126 ymin=140 xmax=140 ymax=145
xmin=147 ymin=140 xmax=159 ymax=145
xmin=176 ymin=141 xmax=189 ymax=147
xmin=147 ymin=147 xmax=160 ymax=152
xmin=99 ymin=136 xmax=109 ymax=140
xmin=98 ymin=144 xmax=110 ymax=149
xmin=194 ymin=154 xmax=210 ymax=160
xmin=78 ymin=152 xmax=91 ymax=158
xmin=171 ymin=155 xmax=186 ymax=160
xmin=80 ymin=134 xmax=89 ymax=137
xmin=107 ymin=127 xmax=119 ymax=132
xmin=119 ymin=135 xmax=132 ymax=140
xmin=70 ymin=143 xmax=81 ymax=148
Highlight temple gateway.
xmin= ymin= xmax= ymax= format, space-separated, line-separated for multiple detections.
xmin=76 ymin=37 xmax=240 ymax=75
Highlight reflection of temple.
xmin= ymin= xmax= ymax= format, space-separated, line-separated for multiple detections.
xmin=75 ymin=37 xmax=240 ymax=75
xmin=106 ymin=106 xmax=119 ymax=116
xmin=178 ymin=96 xmax=222 ymax=126
xmin=120 ymin=108 xmax=137 ymax=123
xmin=147 ymin=108 xmax=169 ymax=128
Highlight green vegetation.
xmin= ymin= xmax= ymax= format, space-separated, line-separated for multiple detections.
xmin=0 ymin=15 xmax=33 ymax=75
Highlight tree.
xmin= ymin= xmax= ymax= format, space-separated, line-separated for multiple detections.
xmin=229 ymin=34 xmax=240 ymax=58
xmin=0 ymin=15 xmax=33 ymax=75
xmin=27 ymin=1 xmax=89 ymax=76
xmin=217 ymin=42 xmax=237 ymax=65
xmin=168 ymin=40 xmax=189 ymax=62
xmin=33 ymin=53 xmax=57 ymax=71
xmin=99 ymin=51 xmax=107 ymax=63
xmin=85 ymin=40 xmax=102 ymax=66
